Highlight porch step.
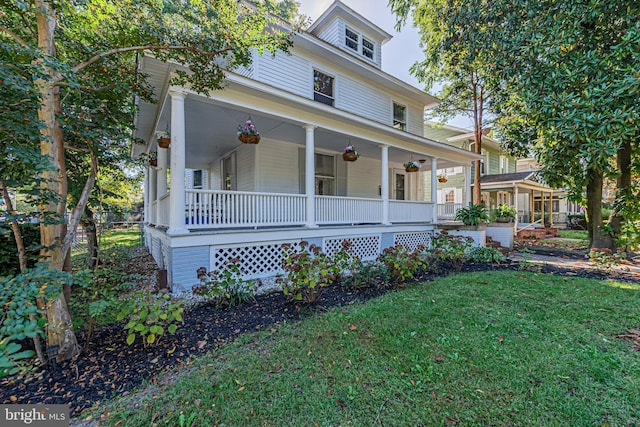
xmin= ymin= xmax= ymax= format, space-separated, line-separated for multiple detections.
xmin=485 ymin=237 xmax=503 ymax=249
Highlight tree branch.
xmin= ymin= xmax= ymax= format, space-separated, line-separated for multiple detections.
xmin=57 ymin=82 xmax=118 ymax=92
xmin=72 ymin=44 xmax=235 ymax=74
xmin=0 ymin=24 xmax=30 ymax=47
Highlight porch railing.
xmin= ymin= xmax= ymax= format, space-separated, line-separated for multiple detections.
xmin=157 ymin=193 xmax=170 ymax=227
xmin=186 ymin=190 xmax=306 ymax=229
xmin=437 ymin=203 xmax=463 ymax=220
xmin=316 ymin=196 xmax=382 ymax=224
xmin=390 ymin=200 xmax=434 ymax=223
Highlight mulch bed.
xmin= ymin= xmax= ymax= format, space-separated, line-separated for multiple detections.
xmin=1 ymin=250 xmax=639 ymax=419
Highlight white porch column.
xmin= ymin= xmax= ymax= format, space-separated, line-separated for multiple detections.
xmin=304 ymin=125 xmax=318 ymax=228
xmin=148 ymin=167 xmax=157 ymax=224
xmin=464 ymin=165 xmax=471 ymax=207
xmin=143 ymin=168 xmax=149 ymax=224
xmin=431 ymin=158 xmax=438 ymax=224
xmin=167 ymin=89 xmax=188 ymax=235
xmin=514 ymin=185 xmax=519 ymax=233
xmin=549 ymin=192 xmax=554 ymax=226
xmin=156 ymin=146 xmax=168 ymax=222
xmin=380 ymin=145 xmax=390 ymax=225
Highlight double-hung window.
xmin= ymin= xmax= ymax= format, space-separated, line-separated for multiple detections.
xmin=393 ymin=102 xmax=407 ymax=131
xmin=345 ymin=28 xmax=358 ymax=51
xmin=313 ymin=70 xmax=334 ymax=106
xmin=345 ymin=27 xmax=375 ymax=61
xmin=362 ymin=38 xmax=374 ymax=59
xmin=314 ymin=153 xmax=335 ymax=195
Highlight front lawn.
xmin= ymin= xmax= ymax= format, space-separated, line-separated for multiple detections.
xmin=92 ymin=270 xmax=640 ymax=426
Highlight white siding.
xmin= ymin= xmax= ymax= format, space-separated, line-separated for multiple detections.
xmin=236 ymin=144 xmax=256 ymax=191
xmin=347 ymin=157 xmax=381 ymax=198
xmin=210 ymin=161 xmax=221 ymax=190
xmin=407 ymin=102 xmax=425 ymax=136
xmin=257 ymin=49 xmax=310 ymax=98
xmin=255 ymin=140 xmax=300 ymax=194
xmin=315 ymin=19 xmax=341 ymax=46
xmin=338 ymin=76 xmax=389 ymax=124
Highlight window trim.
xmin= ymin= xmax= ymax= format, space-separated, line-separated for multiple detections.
xmin=344 ymin=26 xmax=375 ymax=61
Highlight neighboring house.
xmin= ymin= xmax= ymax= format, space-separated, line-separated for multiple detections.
xmin=133 ymin=0 xmax=479 ymax=290
xmin=423 ymin=123 xmax=577 ymax=229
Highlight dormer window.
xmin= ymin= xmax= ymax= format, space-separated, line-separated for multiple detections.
xmin=345 ymin=28 xmax=358 ymax=51
xmin=345 ymin=26 xmax=375 ymax=61
xmin=362 ymin=38 xmax=374 ymax=59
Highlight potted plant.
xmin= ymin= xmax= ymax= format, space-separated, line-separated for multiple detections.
xmin=342 ymin=145 xmax=359 ymax=161
xmin=437 ymin=174 xmax=448 ymax=183
xmin=237 ymin=118 xmax=260 ymax=144
xmin=404 ymin=160 xmax=421 ymax=172
xmin=494 ymin=204 xmax=516 ymax=223
xmin=157 ymin=132 xmax=171 ymax=149
xmin=455 ymin=203 xmax=490 ymax=226
xmin=139 ymin=152 xmax=157 ymax=167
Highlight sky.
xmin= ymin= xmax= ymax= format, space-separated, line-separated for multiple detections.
xmin=297 ymin=0 xmax=473 ymax=129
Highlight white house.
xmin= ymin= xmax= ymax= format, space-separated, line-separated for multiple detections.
xmin=133 ymin=0 xmax=480 ymax=290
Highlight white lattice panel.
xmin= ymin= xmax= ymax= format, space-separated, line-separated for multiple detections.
xmin=324 ymin=236 xmax=380 ymax=261
xmin=394 ymin=232 xmax=432 ymax=251
xmin=212 ymin=241 xmax=302 ymax=279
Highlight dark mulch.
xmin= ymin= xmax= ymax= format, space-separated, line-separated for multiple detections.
xmin=1 ymin=255 xmax=638 ymax=418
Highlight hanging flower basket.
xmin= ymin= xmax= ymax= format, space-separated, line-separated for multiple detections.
xmin=149 ymin=159 xmax=158 ymax=167
xmin=342 ymin=145 xmax=359 ymax=162
xmin=237 ymin=118 xmax=260 ymax=144
xmin=238 ymin=133 xmax=261 ymax=144
xmin=438 ymin=176 xmax=448 ymax=183
xmin=157 ymin=136 xmax=171 ymax=148
xmin=404 ymin=161 xmax=421 ymax=173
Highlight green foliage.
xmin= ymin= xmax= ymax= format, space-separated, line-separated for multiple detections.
xmin=455 ymin=204 xmax=489 ymax=226
xmin=466 ymin=247 xmax=507 ymax=264
xmin=430 ymin=231 xmax=473 ymax=271
xmin=349 ymin=259 xmax=390 ymax=289
xmin=494 ymin=204 xmax=516 ymax=219
xmin=377 ymin=245 xmax=426 ymax=284
xmin=618 ymin=221 xmax=640 ymax=252
xmin=588 ymin=248 xmax=626 ymax=273
xmin=194 ymin=260 xmax=256 ymax=308
xmin=117 ymin=291 xmax=184 ymax=347
xmin=0 ymin=264 xmax=72 ymax=378
xmin=280 ymin=242 xmax=334 ymax=304
xmin=0 ymin=224 xmax=40 ymax=276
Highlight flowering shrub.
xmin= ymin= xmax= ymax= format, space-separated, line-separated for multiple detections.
xmin=430 ymin=231 xmax=473 ymax=271
xmin=377 ymin=245 xmax=426 ymax=284
xmin=194 ymin=259 xmax=256 ymax=307
xmin=237 ymin=118 xmax=259 ymax=136
xmin=281 ymin=241 xmax=333 ymax=304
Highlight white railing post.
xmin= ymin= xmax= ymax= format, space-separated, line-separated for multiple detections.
xmin=381 ymin=145 xmax=390 ymax=225
xmin=431 ymin=158 xmax=438 ymax=224
xmin=304 ymin=125 xmax=318 ymax=228
xmin=168 ymin=88 xmax=188 ymax=235
xmin=514 ymin=185 xmax=519 ymax=234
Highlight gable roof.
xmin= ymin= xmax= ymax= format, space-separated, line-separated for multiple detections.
xmin=480 ymin=172 xmax=536 ymax=184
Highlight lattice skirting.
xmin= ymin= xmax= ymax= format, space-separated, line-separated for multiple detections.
xmin=394 ymin=232 xmax=433 ymax=251
xmin=211 ymin=241 xmax=302 ymax=279
xmin=323 ymin=235 xmax=381 ymax=261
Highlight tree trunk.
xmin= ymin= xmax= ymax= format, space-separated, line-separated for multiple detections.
xmin=608 ymin=139 xmax=632 ymax=250
xmin=585 ymin=168 xmax=613 ymax=250
xmin=35 ymin=0 xmax=79 ymax=362
xmin=81 ymin=206 xmax=99 ymax=269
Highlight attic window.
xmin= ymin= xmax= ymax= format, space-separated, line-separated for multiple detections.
xmin=362 ymin=38 xmax=374 ymax=59
xmin=313 ymin=69 xmax=334 ymax=106
xmin=345 ymin=28 xmax=358 ymax=51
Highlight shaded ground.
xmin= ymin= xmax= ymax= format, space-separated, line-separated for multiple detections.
xmin=1 ymin=248 xmax=638 ymax=420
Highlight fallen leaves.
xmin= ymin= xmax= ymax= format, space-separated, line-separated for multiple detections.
xmin=614 ymin=328 xmax=640 ymax=352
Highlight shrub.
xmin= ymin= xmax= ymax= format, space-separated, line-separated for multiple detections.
xmin=349 ymin=259 xmax=389 ymax=289
xmin=455 ymin=203 xmax=489 ymax=226
xmin=430 ymin=231 xmax=473 ymax=271
xmin=281 ymin=242 xmax=333 ymax=304
xmin=194 ymin=259 xmax=256 ymax=307
xmin=0 ymin=224 xmax=40 ymax=276
xmin=377 ymin=245 xmax=426 ymax=284
xmin=467 ymin=247 xmax=507 ymax=264
xmin=588 ymin=248 xmax=626 ymax=273
xmin=117 ymin=291 xmax=184 ymax=346
xmin=494 ymin=204 xmax=516 ymax=219
xmin=0 ymin=263 xmax=71 ymax=378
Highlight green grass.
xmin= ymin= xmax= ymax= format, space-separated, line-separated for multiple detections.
xmin=91 ymin=271 xmax=640 ymax=426
xmin=557 ymin=229 xmax=589 ymax=240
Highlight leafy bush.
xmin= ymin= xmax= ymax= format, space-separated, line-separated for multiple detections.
xmin=280 ymin=241 xmax=333 ymax=304
xmin=117 ymin=291 xmax=184 ymax=346
xmin=0 ymin=263 xmax=70 ymax=378
xmin=467 ymin=247 xmax=507 ymax=264
xmin=494 ymin=204 xmax=516 ymax=219
xmin=0 ymin=224 xmax=40 ymax=276
xmin=588 ymin=248 xmax=626 ymax=273
xmin=377 ymin=245 xmax=426 ymax=284
xmin=430 ymin=231 xmax=473 ymax=271
xmin=194 ymin=259 xmax=256 ymax=307
xmin=329 ymin=240 xmax=359 ymax=285
xmin=455 ymin=204 xmax=489 ymax=226
xmin=349 ymin=259 xmax=390 ymax=289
